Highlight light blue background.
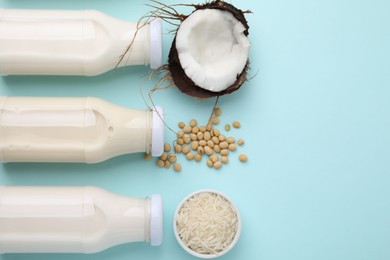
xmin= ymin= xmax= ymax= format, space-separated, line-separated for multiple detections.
xmin=0 ymin=0 xmax=390 ymax=259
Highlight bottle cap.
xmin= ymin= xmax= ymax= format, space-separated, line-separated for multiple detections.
xmin=150 ymin=194 xmax=163 ymax=246
xmin=151 ymin=106 xmax=164 ymax=157
xmin=149 ymin=19 xmax=163 ymax=69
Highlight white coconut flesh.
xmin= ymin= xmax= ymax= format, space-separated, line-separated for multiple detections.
xmin=175 ymin=8 xmax=251 ymax=92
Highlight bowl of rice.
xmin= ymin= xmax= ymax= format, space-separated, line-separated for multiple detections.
xmin=173 ymin=190 xmax=241 ymax=258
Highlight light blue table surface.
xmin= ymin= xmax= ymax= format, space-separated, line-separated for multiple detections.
xmin=0 ymin=0 xmax=389 ymax=259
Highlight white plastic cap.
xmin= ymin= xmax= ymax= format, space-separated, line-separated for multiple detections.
xmin=151 ymin=106 xmax=164 ymax=157
xmin=150 ymin=194 xmax=163 ymax=246
xmin=149 ymin=18 xmax=162 ymax=69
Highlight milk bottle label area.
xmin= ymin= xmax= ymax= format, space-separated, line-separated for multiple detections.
xmin=0 ymin=96 xmax=164 ymax=163
xmin=0 ymin=186 xmax=163 ymax=253
xmin=0 ymin=9 xmax=162 ymax=75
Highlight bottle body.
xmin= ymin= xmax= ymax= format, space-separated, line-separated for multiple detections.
xmin=0 ymin=9 xmax=162 ymax=75
xmin=0 ymin=186 xmax=163 ymax=253
xmin=0 ymin=96 xmax=164 ymax=163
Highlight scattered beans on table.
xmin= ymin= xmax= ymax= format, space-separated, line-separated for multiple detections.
xmin=147 ymin=107 xmax=248 ymax=172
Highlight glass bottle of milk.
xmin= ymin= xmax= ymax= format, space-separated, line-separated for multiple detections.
xmin=0 ymin=186 xmax=163 ymax=253
xmin=0 ymin=96 xmax=164 ymax=163
xmin=0 ymin=9 xmax=162 ymax=75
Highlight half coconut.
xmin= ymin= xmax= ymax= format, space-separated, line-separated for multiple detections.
xmin=168 ymin=0 xmax=251 ymax=98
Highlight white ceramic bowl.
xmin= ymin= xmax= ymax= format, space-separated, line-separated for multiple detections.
xmin=173 ymin=189 xmax=242 ymax=258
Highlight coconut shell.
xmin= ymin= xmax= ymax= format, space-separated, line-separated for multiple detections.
xmin=168 ymin=0 xmax=250 ymax=99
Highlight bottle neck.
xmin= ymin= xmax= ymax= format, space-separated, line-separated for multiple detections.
xmin=85 ymin=188 xmax=152 ymax=252
xmin=84 ymin=97 xmax=155 ymax=162
xmin=115 ymin=23 xmax=151 ymax=68
xmin=106 ymin=195 xmax=161 ymax=247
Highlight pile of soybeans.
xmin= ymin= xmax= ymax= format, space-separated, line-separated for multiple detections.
xmin=146 ymin=107 xmax=248 ymax=172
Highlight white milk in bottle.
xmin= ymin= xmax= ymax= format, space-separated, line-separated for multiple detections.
xmin=0 ymin=186 xmax=163 ymax=253
xmin=0 ymin=9 xmax=162 ymax=75
xmin=0 ymin=96 xmax=164 ymax=163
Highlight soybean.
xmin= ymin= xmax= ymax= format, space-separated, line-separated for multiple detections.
xmin=156 ymin=159 xmax=165 ymax=167
xmin=183 ymin=134 xmax=191 ymax=144
xmin=177 ymin=130 xmax=184 ymax=138
xmin=197 ymin=146 xmax=205 ymax=155
xmin=239 ymin=154 xmax=248 ymax=162
xmin=228 ymin=143 xmax=237 ymax=151
xmin=164 ymin=161 xmax=171 ymax=169
xmin=203 ymin=131 xmax=211 ymax=141
xmin=168 ymin=154 xmax=177 ymax=163
xmin=194 ymin=153 xmax=202 ymax=162
xmin=174 ymin=145 xmax=182 ymax=153
xmin=207 ymin=160 xmax=213 ymax=167
xmin=164 ymin=143 xmax=171 ymax=152
xmin=210 ymin=154 xmax=219 ymax=163
xmin=207 ymin=140 xmax=215 ymax=148
xmin=218 ymin=134 xmax=226 ymax=142
xmin=173 ymin=163 xmax=182 ymax=172
xmin=221 ymin=156 xmax=229 ymax=164
xmin=221 ymin=149 xmax=229 ymax=156
xmin=227 ymin=137 xmax=235 ymax=144
xmin=199 ymin=140 xmax=207 ymax=147
xmin=220 ymin=141 xmax=229 ymax=149
xmin=214 ymin=107 xmax=222 ymax=116
xmin=192 ymin=126 xmax=199 ymax=134
xmin=213 ymin=161 xmax=222 ymax=169
xmin=159 ymin=152 xmax=168 ymax=161
xmin=191 ymin=141 xmax=199 ymax=150
xmin=204 ymin=146 xmax=213 ymax=156
xmin=182 ymin=146 xmax=190 ymax=154
xmin=232 ymin=121 xmax=241 ymax=129
xmin=211 ymin=116 xmax=219 ymax=125
xmin=190 ymin=133 xmax=197 ymax=141
xmin=186 ymin=152 xmax=195 ymax=160
xmin=190 ymin=119 xmax=197 ymax=127
xmin=178 ymin=122 xmax=185 ymax=129
xmin=183 ymin=125 xmax=192 ymax=133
